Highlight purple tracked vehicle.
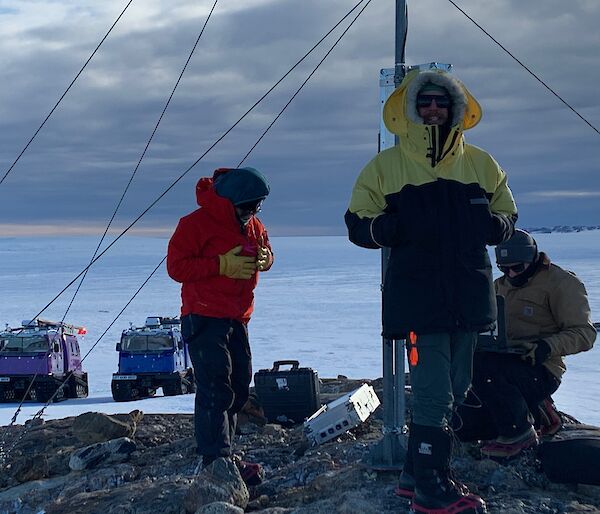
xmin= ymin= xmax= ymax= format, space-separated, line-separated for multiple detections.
xmin=0 ymin=319 xmax=89 ymax=403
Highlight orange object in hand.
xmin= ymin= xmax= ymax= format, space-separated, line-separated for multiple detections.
xmin=408 ymin=331 xmax=419 ymax=366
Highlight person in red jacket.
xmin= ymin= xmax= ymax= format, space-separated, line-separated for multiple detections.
xmin=167 ymin=167 xmax=273 ymax=471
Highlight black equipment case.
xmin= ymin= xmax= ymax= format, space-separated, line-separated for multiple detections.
xmin=254 ymin=360 xmax=320 ymax=424
xmin=538 ymin=424 xmax=600 ymax=485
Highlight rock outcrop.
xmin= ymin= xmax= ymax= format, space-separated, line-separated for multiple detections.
xmin=0 ymin=377 xmax=599 ymax=513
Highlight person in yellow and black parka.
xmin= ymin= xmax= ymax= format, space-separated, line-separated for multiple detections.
xmin=345 ymin=69 xmax=517 ymax=514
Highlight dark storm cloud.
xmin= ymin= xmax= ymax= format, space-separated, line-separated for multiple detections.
xmin=0 ymin=0 xmax=598 ymax=236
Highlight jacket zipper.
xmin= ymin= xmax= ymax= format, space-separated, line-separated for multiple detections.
xmin=426 ymin=127 xmax=436 ymax=168
xmin=440 ymin=129 xmax=460 ymax=161
xmin=428 ymin=127 xmax=460 ymax=167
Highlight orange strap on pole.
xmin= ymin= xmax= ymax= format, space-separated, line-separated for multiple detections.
xmin=408 ymin=331 xmax=419 ymax=366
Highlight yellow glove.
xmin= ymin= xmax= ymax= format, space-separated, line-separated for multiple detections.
xmin=219 ymin=246 xmax=256 ymax=279
xmin=256 ymin=246 xmax=273 ymax=271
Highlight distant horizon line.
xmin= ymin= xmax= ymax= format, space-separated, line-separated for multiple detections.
xmin=0 ymin=223 xmax=346 ymax=238
xmin=0 ymin=223 xmax=598 ymax=238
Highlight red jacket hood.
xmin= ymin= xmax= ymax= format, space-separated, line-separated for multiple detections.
xmin=195 ymin=175 xmax=237 ymax=225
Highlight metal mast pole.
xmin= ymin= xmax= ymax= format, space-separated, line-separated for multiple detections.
xmin=368 ymin=0 xmax=408 ymax=470
xmin=395 ymin=0 xmax=408 ymax=88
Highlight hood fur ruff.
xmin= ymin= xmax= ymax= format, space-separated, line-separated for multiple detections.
xmin=406 ymin=71 xmax=467 ymax=126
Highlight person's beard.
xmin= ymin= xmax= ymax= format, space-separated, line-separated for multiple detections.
xmin=422 ymin=110 xmax=448 ymax=125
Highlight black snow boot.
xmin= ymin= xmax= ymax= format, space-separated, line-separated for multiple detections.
xmin=395 ymin=426 xmax=416 ymax=499
xmin=411 ymin=424 xmax=487 ymax=514
xmin=397 ymin=424 xmax=471 ymax=501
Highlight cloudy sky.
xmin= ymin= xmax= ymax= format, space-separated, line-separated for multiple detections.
xmin=0 ymin=0 xmax=598 ymax=237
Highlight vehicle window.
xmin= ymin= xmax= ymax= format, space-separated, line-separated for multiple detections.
xmin=121 ymin=335 xmax=172 ymax=352
xmin=1 ymin=335 xmax=48 ymax=352
xmin=147 ymin=335 xmax=172 ymax=350
xmin=121 ymin=335 xmax=147 ymax=352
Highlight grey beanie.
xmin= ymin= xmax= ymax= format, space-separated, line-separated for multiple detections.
xmin=419 ymin=82 xmax=449 ymax=96
xmin=495 ymin=229 xmax=538 ymax=264
xmin=213 ymin=167 xmax=270 ymax=205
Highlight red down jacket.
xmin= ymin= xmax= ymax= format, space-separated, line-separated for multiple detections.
xmin=167 ymin=176 xmax=272 ymax=323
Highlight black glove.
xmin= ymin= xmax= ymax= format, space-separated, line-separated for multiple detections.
xmin=521 ymin=340 xmax=551 ymax=367
xmin=370 ymin=213 xmax=405 ymax=247
xmin=487 ymin=212 xmax=515 ymax=246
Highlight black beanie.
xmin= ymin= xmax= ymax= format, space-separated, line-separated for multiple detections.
xmin=213 ymin=167 xmax=270 ymax=205
xmin=495 ymin=229 xmax=538 ymax=265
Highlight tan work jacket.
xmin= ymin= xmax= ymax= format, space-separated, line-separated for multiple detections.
xmin=496 ymin=253 xmax=596 ymax=380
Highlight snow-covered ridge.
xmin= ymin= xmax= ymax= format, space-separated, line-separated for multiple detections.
xmin=525 ymin=225 xmax=600 ymax=234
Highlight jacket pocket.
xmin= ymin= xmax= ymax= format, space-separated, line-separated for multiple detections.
xmin=466 ymin=194 xmax=493 ymax=248
xmin=181 ymin=313 xmax=206 ymax=342
xmin=512 ymin=289 xmax=551 ymax=333
xmin=515 ymin=289 xmax=548 ymax=308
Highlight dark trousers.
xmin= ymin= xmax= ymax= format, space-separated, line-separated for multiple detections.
xmin=181 ymin=314 xmax=252 ymax=460
xmin=456 ymin=351 xmax=559 ymax=441
xmin=408 ymin=331 xmax=477 ymax=427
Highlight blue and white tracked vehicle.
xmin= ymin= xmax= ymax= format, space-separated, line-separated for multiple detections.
xmin=111 ymin=316 xmax=195 ymax=401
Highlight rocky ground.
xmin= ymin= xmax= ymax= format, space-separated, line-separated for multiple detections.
xmin=0 ymin=377 xmax=599 ymax=514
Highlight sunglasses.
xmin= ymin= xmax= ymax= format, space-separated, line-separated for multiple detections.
xmin=498 ymin=262 xmax=527 ymax=274
xmin=416 ymin=94 xmax=451 ymax=108
xmin=236 ymin=200 xmax=262 ymax=214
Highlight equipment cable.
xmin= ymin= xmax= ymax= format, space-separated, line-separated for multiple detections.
xmin=61 ymin=0 xmax=219 ymax=324
xmin=238 ymin=0 xmax=374 ymax=166
xmin=0 ymin=0 xmax=135 ymax=187
xmin=446 ymin=0 xmax=600 ymax=136
xmin=0 ymin=259 xmax=164 ymax=467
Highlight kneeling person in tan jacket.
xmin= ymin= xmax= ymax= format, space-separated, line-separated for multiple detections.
xmin=457 ymin=229 xmax=596 ymax=458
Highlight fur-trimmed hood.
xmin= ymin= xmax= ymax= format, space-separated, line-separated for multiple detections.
xmin=383 ymin=69 xmax=482 ymax=136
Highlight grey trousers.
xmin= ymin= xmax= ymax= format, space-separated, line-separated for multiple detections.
xmin=408 ymin=331 xmax=477 ymax=427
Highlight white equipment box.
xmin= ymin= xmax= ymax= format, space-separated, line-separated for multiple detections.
xmin=304 ymin=383 xmax=381 ymax=446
